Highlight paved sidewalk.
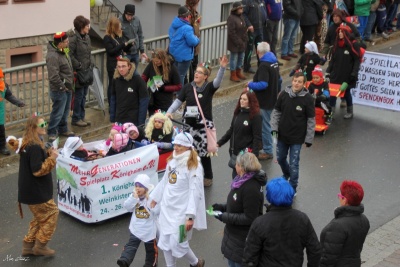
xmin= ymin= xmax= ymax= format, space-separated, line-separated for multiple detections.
xmin=362 ymin=215 xmax=400 ymax=266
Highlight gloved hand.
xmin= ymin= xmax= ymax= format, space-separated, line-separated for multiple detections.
xmin=349 ymin=75 xmax=357 ymax=84
xmin=289 ymin=69 xmax=295 ymax=77
xmin=317 ymin=95 xmax=327 ymax=101
xmin=324 ymin=73 xmax=330 ymax=84
xmin=156 ymin=142 xmax=172 ymax=150
xmin=305 ymin=142 xmax=312 ymax=147
xmin=340 ymin=82 xmax=348 ymax=92
xmin=212 ymin=203 xmax=225 ymax=211
xmin=214 ymin=212 xmax=223 ymax=222
xmin=18 ymin=102 xmax=25 ymax=107
xmin=126 ymin=39 xmax=135 ymax=45
xmin=141 ymin=139 xmax=151 ymax=145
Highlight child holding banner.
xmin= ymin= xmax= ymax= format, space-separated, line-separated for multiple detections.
xmin=117 ymin=174 xmax=159 ymax=267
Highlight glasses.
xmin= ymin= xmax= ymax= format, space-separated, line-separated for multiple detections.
xmin=37 ymin=121 xmax=48 ymax=128
xmin=194 ymin=70 xmax=205 ymax=75
xmin=337 ymin=193 xmax=346 ymax=199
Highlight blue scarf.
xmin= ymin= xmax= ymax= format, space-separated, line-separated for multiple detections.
xmin=231 ymin=172 xmax=255 ymax=189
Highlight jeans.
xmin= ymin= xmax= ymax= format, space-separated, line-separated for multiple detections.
xmin=357 ymin=16 xmax=369 ymax=39
xmin=384 ymin=3 xmax=398 ymax=30
xmin=264 ymin=20 xmax=279 ymax=54
xmin=281 ymin=19 xmax=300 ymax=56
xmin=276 ymin=140 xmax=302 ymax=191
xmin=126 ymin=53 xmax=139 ymax=75
xmin=229 ymin=52 xmax=245 ymax=70
xmin=228 ymin=259 xmax=242 ymax=267
xmin=300 ymin=24 xmax=317 ymax=54
xmin=119 ymin=233 xmax=157 ymax=267
xmin=48 ymin=90 xmax=72 ymax=136
xmin=329 ymin=87 xmax=353 ymax=107
xmin=375 ymin=5 xmax=387 ymax=34
xmin=364 ymin=11 xmax=377 ymax=39
xmin=397 ymin=13 xmax=400 ymax=29
xmin=260 ymin=109 xmax=273 ymax=154
xmin=244 ymin=30 xmax=263 ymax=70
xmin=174 ymin=60 xmax=192 ymax=87
xmin=72 ymin=86 xmax=88 ymax=123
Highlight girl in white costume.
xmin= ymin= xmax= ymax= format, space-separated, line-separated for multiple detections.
xmin=150 ymin=132 xmax=206 ymax=267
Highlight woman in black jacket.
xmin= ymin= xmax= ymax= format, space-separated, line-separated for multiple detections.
xmin=320 ymin=180 xmax=370 ymax=267
xmin=243 ymin=177 xmax=321 ymax=267
xmin=212 ymin=152 xmax=266 ymax=267
xmin=217 ymin=90 xmax=262 ymax=178
xmin=103 ymin=17 xmax=133 ymax=107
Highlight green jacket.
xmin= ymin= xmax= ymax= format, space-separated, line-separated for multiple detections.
xmin=0 ymin=83 xmax=24 ymax=124
xmin=354 ymin=0 xmax=373 ymax=16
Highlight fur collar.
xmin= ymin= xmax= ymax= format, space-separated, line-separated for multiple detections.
xmin=113 ymin=64 xmax=136 ymax=81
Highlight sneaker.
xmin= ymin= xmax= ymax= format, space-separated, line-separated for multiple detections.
xmin=203 ymin=178 xmax=213 ymax=187
xmin=59 ymin=131 xmax=75 ymax=137
xmin=244 ymin=68 xmax=256 ymax=74
xmin=191 ymin=258 xmax=205 ymax=267
xmin=0 ymin=147 xmax=10 ymax=156
xmin=257 ymin=153 xmax=273 ymax=160
xmin=281 ymin=55 xmax=291 ymax=61
xmin=379 ymin=32 xmax=389 ymax=39
xmin=71 ymin=120 xmax=88 ymax=127
xmin=288 ymin=53 xmax=298 ymax=58
xmin=48 ymin=135 xmax=57 ymax=142
xmin=117 ymin=259 xmax=128 ymax=267
xmin=82 ymin=119 xmax=91 ymax=125
xmin=325 ymin=116 xmax=332 ymax=125
xmin=278 ymin=61 xmax=284 ymax=66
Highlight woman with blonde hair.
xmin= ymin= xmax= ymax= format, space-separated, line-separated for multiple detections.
xmin=103 ymin=17 xmax=134 ymax=107
xmin=141 ymin=48 xmax=181 ymax=115
xmin=8 ymin=115 xmax=59 ymax=256
xmin=150 ymin=132 xmax=206 ymax=267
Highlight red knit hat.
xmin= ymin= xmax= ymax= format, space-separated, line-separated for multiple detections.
xmin=312 ymin=65 xmax=323 ymax=78
xmin=336 ymin=23 xmax=352 ymax=33
xmin=53 ymin=32 xmax=68 ymax=45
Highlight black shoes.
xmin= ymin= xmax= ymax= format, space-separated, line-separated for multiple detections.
xmin=0 ymin=147 xmax=10 ymax=155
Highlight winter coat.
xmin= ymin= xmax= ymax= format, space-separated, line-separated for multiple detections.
xmin=168 ymin=17 xmax=200 ymax=62
xmin=68 ymin=30 xmax=94 ymax=88
xmin=322 ymin=22 xmax=360 ymax=55
xmin=282 ymin=0 xmax=304 ymax=20
xmin=243 ymin=206 xmax=321 ymax=266
xmin=320 ymin=205 xmax=370 ymax=267
xmin=242 ymin=0 xmax=268 ymax=30
xmin=217 ymin=108 xmax=262 ymax=157
xmin=354 ymin=0 xmax=373 ymax=16
xmin=296 ymin=52 xmax=322 ymax=81
xmin=218 ymin=171 xmax=267 ymax=263
xmin=110 ymin=64 xmax=149 ymax=125
xmin=103 ymin=35 xmax=131 ymax=72
xmin=344 ymin=0 xmax=355 ymax=15
xmin=326 ymin=41 xmax=361 ymax=88
xmin=265 ymin=0 xmax=283 ymax=21
xmin=18 ymin=144 xmax=56 ymax=205
xmin=119 ymin=15 xmax=144 ymax=55
xmin=0 ymin=84 xmax=24 ymax=125
xmin=141 ymin=60 xmax=181 ymax=112
xmin=301 ymin=0 xmax=323 ymax=26
xmin=271 ymin=86 xmax=315 ymax=144
xmin=46 ymin=42 xmax=74 ymax=92
xmin=248 ymin=52 xmax=280 ymax=110
xmin=227 ymin=11 xmax=248 ymax=53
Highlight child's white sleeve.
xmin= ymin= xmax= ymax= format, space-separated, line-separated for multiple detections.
xmin=123 ymin=194 xmax=139 ymax=212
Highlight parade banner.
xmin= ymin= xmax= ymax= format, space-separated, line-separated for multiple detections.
xmin=352 ymin=51 xmax=400 ymax=111
xmin=56 ymin=141 xmax=159 ymax=223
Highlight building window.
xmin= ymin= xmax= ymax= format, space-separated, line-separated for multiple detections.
xmin=221 ymin=2 xmax=232 ymax=22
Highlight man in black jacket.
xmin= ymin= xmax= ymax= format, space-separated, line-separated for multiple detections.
xmin=243 ymin=177 xmax=321 ymax=266
xmin=281 ymin=0 xmax=304 ymax=61
xmin=242 ymin=0 xmax=267 ymax=73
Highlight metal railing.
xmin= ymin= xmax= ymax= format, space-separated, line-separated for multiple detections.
xmin=3 ymin=20 xmax=301 ymax=126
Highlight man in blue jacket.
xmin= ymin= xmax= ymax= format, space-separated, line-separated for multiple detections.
xmin=168 ymin=6 xmax=200 ymax=87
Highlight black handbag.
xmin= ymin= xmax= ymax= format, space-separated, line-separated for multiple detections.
xmin=77 ymin=67 xmax=94 ymax=86
xmin=228 ymin=153 xmax=237 ymax=169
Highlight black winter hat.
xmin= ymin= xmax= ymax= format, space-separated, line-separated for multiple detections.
xmin=231 ymin=1 xmax=244 ymax=12
xmin=178 ymin=6 xmax=190 ymax=17
xmin=124 ymin=4 xmax=135 ymax=15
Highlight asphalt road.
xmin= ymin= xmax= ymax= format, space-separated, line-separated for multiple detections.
xmin=1 ymin=41 xmax=400 ymax=266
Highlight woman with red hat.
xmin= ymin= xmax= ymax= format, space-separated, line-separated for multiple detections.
xmin=325 ymin=23 xmax=362 ymax=119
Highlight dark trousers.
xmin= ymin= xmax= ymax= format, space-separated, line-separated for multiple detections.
xmin=0 ymin=124 xmax=5 ymax=148
xmin=119 ymin=233 xmax=158 ymax=267
xmin=300 ymin=25 xmax=317 ymax=54
xmin=72 ymin=86 xmax=88 ymax=123
xmin=107 ymin=70 xmax=114 ymax=108
xmin=244 ymin=30 xmax=263 ymax=71
xmin=201 ymin=156 xmax=213 ymax=179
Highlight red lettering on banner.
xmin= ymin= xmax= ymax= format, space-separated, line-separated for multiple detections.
xmin=111 ymin=170 xmax=120 ymax=180
xmin=358 ymin=92 xmax=394 ymax=105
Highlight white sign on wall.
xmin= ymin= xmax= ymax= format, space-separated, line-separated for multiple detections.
xmin=352 ymin=51 xmax=400 ymax=111
xmin=56 ymin=142 xmax=159 ymax=223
